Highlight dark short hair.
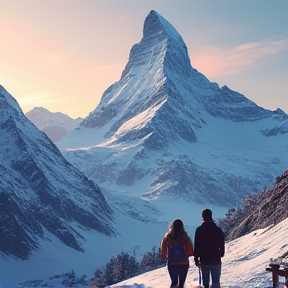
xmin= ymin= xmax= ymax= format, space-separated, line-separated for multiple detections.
xmin=202 ymin=209 xmax=213 ymax=221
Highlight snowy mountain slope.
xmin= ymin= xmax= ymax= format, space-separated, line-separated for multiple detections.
xmin=25 ymin=107 xmax=83 ymax=142
xmin=0 ymin=181 xmax=228 ymax=288
xmin=0 ymin=85 xmax=228 ymax=287
xmin=9 ymin=215 xmax=288 ymax=288
xmin=57 ymin=10 xmax=288 ymax=206
xmin=111 ymin=217 xmax=288 ymax=288
xmin=0 ymin=85 xmax=114 ymax=260
xmin=0 ymin=199 xmax=162 ymax=288
xmin=220 ymin=169 xmax=288 ymax=241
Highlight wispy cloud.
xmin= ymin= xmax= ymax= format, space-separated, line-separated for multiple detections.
xmin=191 ymin=37 xmax=288 ymax=78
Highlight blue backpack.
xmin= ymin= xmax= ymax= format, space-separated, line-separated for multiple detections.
xmin=168 ymin=243 xmax=187 ymax=262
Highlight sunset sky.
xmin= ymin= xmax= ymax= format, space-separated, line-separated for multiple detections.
xmin=1 ymin=0 xmax=288 ymax=119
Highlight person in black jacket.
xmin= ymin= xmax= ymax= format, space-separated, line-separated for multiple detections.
xmin=194 ymin=209 xmax=225 ymax=288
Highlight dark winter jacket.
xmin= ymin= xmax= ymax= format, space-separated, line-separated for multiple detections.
xmin=193 ymin=221 xmax=225 ymax=265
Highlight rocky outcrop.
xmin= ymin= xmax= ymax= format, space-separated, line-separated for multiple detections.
xmin=219 ymin=169 xmax=288 ymax=240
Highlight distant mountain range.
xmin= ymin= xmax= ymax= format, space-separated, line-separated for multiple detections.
xmin=0 ymin=85 xmax=113 ymax=260
xmin=57 ymin=10 xmax=288 ymax=206
xmin=25 ymin=107 xmax=82 ymax=142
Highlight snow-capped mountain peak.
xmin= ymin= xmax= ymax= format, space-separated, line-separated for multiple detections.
xmin=58 ymin=11 xmax=288 ymax=206
xmin=77 ymin=10 xmax=208 ymax=149
xmin=121 ymin=10 xmax=192 ymax=80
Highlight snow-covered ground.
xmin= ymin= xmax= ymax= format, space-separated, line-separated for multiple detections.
xmin=2 ymin=210 xmax=287 ymax=288
xmin=111 ymin=217 xmax=288 ymax=288
xmin=0 ymin=192 xmax=227 ymax=288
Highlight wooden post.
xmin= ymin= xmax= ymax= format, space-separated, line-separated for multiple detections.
xmin=266 ymin=263 xmax=288 ymax=288
xmin=266 ymin=264 xmax=280 ymax=288
xmin=271 ymin=266 xmax=279 ymax=288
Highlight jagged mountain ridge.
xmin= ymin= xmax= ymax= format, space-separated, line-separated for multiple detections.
xmin=25 ymin=107 xmax=83 ymax=143
xmin=0 ymin=85 xmax=114 ymax=260
xmin=80 ymin=11 xmax=287 ymax=144
xmin=58 ymin=10 xmax=288 ymax=206
xmin=80 ymin=10 xmax=209 ymax=147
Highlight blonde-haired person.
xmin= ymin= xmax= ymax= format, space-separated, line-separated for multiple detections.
xmin=160 ymin=219 xmax=193 ymax=288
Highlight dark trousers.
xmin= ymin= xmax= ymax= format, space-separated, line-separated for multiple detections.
xmin=201 ymin=263 xmax=221 ymax=288
xmin=168 ymin=264 xmax=189 ymax=288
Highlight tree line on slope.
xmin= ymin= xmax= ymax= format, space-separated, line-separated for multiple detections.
xmin=219 ymin=169 xmax=288 ymax=241
xmin=90 ymin=246 xmax=166 ymax=286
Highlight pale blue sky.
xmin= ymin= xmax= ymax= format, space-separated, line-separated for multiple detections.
xmin=1 ymin=0 xmax=288 ymax=118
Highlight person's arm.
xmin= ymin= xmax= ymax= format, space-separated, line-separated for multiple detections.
xmin=184 ymin=235 xmax=194 ymax=257
xmin=219 ymin=228 xmax=225 ymax=257
xmin=160 ymin=236 xmax=168 ymax=260
xmin=193 ymin=228 xmax=201 ymax=266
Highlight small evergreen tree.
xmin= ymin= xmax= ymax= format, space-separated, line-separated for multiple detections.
xmin=103 ymin=252 xmax=139 ymax=285
xmin=91 ymin=246 xmax=165 ymax=286
xmin=90 ymin=267 xmax=105 ymax=287
xmin=104 ymin=256 xmax=117 ymax=285
xmin=140 ymin=246 xmax=165 ymax=272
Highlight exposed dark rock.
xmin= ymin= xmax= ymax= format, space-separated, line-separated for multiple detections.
xmin=219 ymin=170 xmax=288 ymax=240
